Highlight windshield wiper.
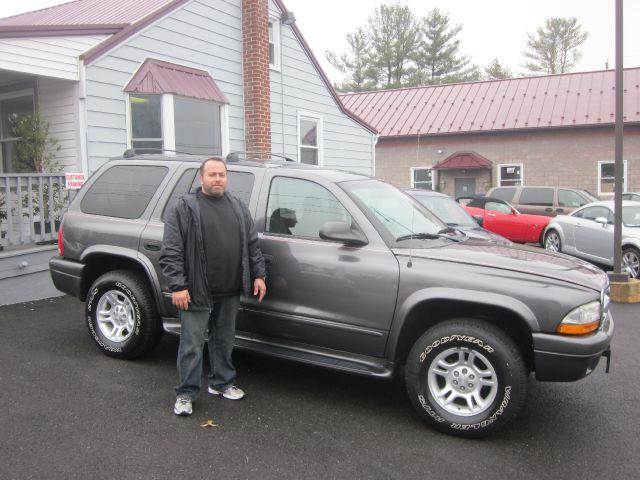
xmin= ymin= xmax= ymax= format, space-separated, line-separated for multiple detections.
xmin=395 ymin=227 xmax=465 ymax=243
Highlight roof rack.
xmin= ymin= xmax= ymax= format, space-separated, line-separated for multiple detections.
xmin=122 ymin=148 xmax=208 ymax=158
xmin=225 ymin=151 xmax=296 ymax=163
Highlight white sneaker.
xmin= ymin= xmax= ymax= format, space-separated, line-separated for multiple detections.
xmin=208 ymin=385 xmax=245 ymax=400
xmin=173 ymin=395 xmax=193 ymax=416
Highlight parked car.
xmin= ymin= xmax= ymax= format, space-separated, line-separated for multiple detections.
xmin=405 ymin=189 xmax=510 ymax=245
xmin=50 ymin=154 xmax=613 ymax=438
xmin=487 ymin=186 xmax=598 ymax=217
xmin=458 ymin=196 xmax=550 ymax=244
xmin=543 ymin=200 xmax=640 ymax=278
xmin=622 ymin=192 xmax=640 ymax=202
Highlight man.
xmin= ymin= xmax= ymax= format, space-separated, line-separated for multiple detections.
xmin=160 ymin=157 xmax=266 ymax=416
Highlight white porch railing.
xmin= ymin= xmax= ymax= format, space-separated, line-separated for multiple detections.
xmin=0 ymin=174 xmax=69 ymax=248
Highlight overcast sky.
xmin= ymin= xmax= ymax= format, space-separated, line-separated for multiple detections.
xmin=2 ymin=0 xmax=639 ymax=82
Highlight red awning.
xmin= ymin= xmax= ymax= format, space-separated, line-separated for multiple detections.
xmin=124 ymin=58 xmax=229 ymax=103
xmin=432 ymin=151 xmax=492 ymax=170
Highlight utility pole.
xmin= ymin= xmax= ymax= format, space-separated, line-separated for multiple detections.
xmin=612 ymin=0 xmax=627 ymax=281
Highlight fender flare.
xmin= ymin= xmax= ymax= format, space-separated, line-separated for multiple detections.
xmin=80 ymin=245 xmax=163 ymax=311
xmin=387 ymin=287 xmax=539 ymax=360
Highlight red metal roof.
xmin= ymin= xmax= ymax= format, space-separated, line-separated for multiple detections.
xmin=0 ymin=0 xmax=176 ymax=28
xmin=124 ymin=58 xmax=229 ymax=103
xmin=340 ymin=68 xmax=640 ymax=137
xmin=432 ymin=151 xmax=492 ymax=170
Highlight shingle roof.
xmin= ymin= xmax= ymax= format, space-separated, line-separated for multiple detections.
xmin=124 ymin=58 xmax=229 ymax=103
xmin=340 ymin=68 xmax=640 ymax=138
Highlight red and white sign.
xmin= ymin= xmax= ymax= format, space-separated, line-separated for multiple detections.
xmin=65 ymin=173 xmax=86 ymax=190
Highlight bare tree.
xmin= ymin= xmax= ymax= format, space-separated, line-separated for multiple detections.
xmin=523 ymin=17 xmax=588 ymax=75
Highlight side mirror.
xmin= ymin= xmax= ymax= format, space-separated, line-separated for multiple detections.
xmin=319 ymin=221 xmax=368 ymax=246
xmin=594 ymin=217 xmax=609 ymax=227
xmin=473 ymin=214 xmax=484 ymax=227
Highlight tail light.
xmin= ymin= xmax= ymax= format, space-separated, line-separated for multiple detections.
xmin=57 ymin=223 xmax=64 ymax=257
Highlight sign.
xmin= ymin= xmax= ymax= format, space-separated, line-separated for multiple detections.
xmin=65 ymin=173 xmax=86 ymax=190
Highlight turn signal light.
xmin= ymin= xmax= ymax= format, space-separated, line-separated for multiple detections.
xmin=556 ymin=321 xmax=600 ymax=335
xmin=57 ymin=223 xmax=64 ymax=257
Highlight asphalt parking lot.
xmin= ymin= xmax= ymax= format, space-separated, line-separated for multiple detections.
xmin=0 ymin=295 xmax=638 ymax=480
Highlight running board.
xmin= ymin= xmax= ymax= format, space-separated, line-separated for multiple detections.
xmin=162 ymin=319 xmax=393 ymax=379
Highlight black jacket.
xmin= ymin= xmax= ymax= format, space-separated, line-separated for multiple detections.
xmin=159 ymin=188 xmax=266 ymax=309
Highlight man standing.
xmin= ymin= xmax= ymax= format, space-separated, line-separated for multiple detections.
xmin=160 ymin=157 xmax=266 ymax=416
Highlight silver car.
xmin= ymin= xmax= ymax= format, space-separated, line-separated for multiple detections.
xmin=543 ymin=200 xmax=640 ymax=278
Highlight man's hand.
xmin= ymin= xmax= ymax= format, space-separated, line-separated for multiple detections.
xmin=253 ymin=278 xmax=267 ymax=302
xmin=172 ymin=289 xmax=191 ymax=311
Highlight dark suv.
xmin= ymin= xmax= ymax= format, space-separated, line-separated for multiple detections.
xmin=50 ymin=154 xmax=613 ymax=438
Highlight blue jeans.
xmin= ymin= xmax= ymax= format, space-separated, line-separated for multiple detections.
xmin=175 ymin=295 xmax=240 ymax=399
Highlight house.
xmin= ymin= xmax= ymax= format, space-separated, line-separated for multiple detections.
xmin=0 ymin=0 xmax=377 ymax=305
xmin=340 ymin=68 xmax=640 ymax=199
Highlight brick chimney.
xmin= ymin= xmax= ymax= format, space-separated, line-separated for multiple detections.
xmin=242 ymin=0 xmax=271 ymax=158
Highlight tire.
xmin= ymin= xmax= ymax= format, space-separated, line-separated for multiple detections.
xmin=622 ymin=246 xmax=640 ymax=279
xmin=85 ymin=270 xmax=162 ymax=359
xmin=544 ymin=229 xmax=562 ymax=252
xmin=404 ymin=319 xmax=528 ymax=438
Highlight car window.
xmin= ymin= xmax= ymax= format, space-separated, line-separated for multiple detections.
xmin=265 ymin=177 xmax=352 ymax=238
xmin=580 ymin=206 xmax=612 ymax=222
xmin=623 ymin=206 xmax=640 ymax=227
xmin=162 ymin=168 xmax=198 ymax=221
xmin=485 ymin=201 xmax=512 ymax=214
xmin=490 ymin=187 xmax=516 ymax=202
xmin=191 ymin=170 xmax=256 ymax=206
xmin=519 ymin=187 xmax=554 ymax=206
xmin=559 ymin=189 xmax=589 ymax=208
xmin=623 ymin=193 xmax=640 ymax=202
xmin=81 ymin=165 xmax=168 ymax=219
xmin=414 ymin=196 xmax=476 ymax=227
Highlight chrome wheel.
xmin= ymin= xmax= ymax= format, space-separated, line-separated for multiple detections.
xmin=427 ymin=347 xmax=498 ymax=417
xmin=96 ymin=290 xmax=135 ymax=343
xmin=623 ymin=249 xmax=640 ymax=278
xmin=544 ymin=231 xmax=561 ymax=252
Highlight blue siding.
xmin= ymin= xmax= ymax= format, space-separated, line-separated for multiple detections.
xmin=268 ymin=1 xmax=374 ymax=174
xmin=84 ymin=0 xmax=245 ymax=171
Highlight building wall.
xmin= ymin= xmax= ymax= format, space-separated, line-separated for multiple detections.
xmin=268 ymin=1 xmax=375 ymax=174
xmin=376 ymin=126 xmax=640 ymax=197
xmin=84 ymin=0 xmax=245 ymax=170
xmin=37 ymin=77 xmax=80 ymax=172
xmin=0 ymin=35 xmax=107 ymax=81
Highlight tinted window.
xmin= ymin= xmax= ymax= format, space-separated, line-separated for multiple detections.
xmin=519 ymin=187 xmax=554 ymax=206
xmin=191 ymin=171 xmax=255 ymax=206
xmin=490 ymin=187 xmax=516 ymax=202
xmin=265 ymin=177 xmax=351 ymax=238
xmin=559 ymin=189 xmax=589 ymax=208
xmin=162 ymin=169 xmax=198 ymax=221
xmin=81 ymin=165 xmax=167 ymax=219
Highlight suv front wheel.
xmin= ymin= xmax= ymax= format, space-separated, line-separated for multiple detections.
xmin=85 ymin=270 xmax=162 ymax=359
xmin=405 ymin=319 xmax=527 ymax=438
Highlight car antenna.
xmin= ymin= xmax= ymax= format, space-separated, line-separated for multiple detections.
xmin=407 ymin=204 xmax=415 ymax=268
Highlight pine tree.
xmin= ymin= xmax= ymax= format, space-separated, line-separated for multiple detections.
xmin=484 ymin=58 xmax=512 ymax=80
xmin=326 ymin=28 xmax=377 ymax=92
xmin=523 ymin=17 xmax=588 ymax=74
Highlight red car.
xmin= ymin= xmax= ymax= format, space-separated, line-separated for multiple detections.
xmin=458 ymin=196 xmax=550 ymax=244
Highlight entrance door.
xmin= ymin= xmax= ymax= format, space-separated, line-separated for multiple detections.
xmin=455 ymin=177 xmax=476 ymax=198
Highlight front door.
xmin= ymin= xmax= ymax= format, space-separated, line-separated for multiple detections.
xmin=239 ymin=174 xmax=399 ymax=357
xmin=455 ymin=178 xmax=476 ymax=198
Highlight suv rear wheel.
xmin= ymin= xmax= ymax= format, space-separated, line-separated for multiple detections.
xmin=85 ymin=270 xmax=162 ymax=359
xmin=404 ymin=319 xmax=527 ymax=438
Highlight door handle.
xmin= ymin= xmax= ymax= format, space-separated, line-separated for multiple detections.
xmin=263 ymin=253 xmax=275 ymax=265
xmin=556 ymin=208 xmax=564 ymax=213
xmin=487 ymin=213 xmax=496 ymax=217
xmin=143 ymin=241 xmax=161 ymax=251
xmin=545 ymin=207 xmax=553 ymax=212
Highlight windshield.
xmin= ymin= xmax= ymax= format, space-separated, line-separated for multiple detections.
xmin=623 ymin=206 xmax=640 ymax=227
xmin=342 ymin=180 xmax=446 ymax=242
xmin=414 ymin=195 xmax=477 ymax=228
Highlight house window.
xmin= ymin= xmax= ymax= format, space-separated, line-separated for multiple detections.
xmin=598 ymin=160 xmax=627 ymax=195
xmin=130 ymin=94 xmax=163 ymax=153
xmin=0 ymin=90 xmax=35 ymax=173
xmin=174 ymin=97 xmax=222 ymax=155
xmin=269 ymin=19 xmax=281 ymax=70
xmin=298 ymin=113 xmax=321 ymax=165
xmin=411 ymin=168 xmax=434 ymax=190
xmin=497 ymin=163 xmax=523 ymax=186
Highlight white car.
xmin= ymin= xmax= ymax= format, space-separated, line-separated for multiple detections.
xmin=543 ymin=200 xmax=640 ymax=278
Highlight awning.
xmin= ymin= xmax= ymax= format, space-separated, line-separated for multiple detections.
xmin=124 ymin=58 xmax=229 ymax=103
xmin=432 ymin=151 xmax=492 ymax=170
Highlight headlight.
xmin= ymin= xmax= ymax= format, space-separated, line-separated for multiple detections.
xmin=557 ymin=301 xmax=601 ymax=335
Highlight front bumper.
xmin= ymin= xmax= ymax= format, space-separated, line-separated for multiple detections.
xmin=533 ymin=311 xmax=614 ymax=382
xmin=49 ymin=256 xmax=85 ymax=299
